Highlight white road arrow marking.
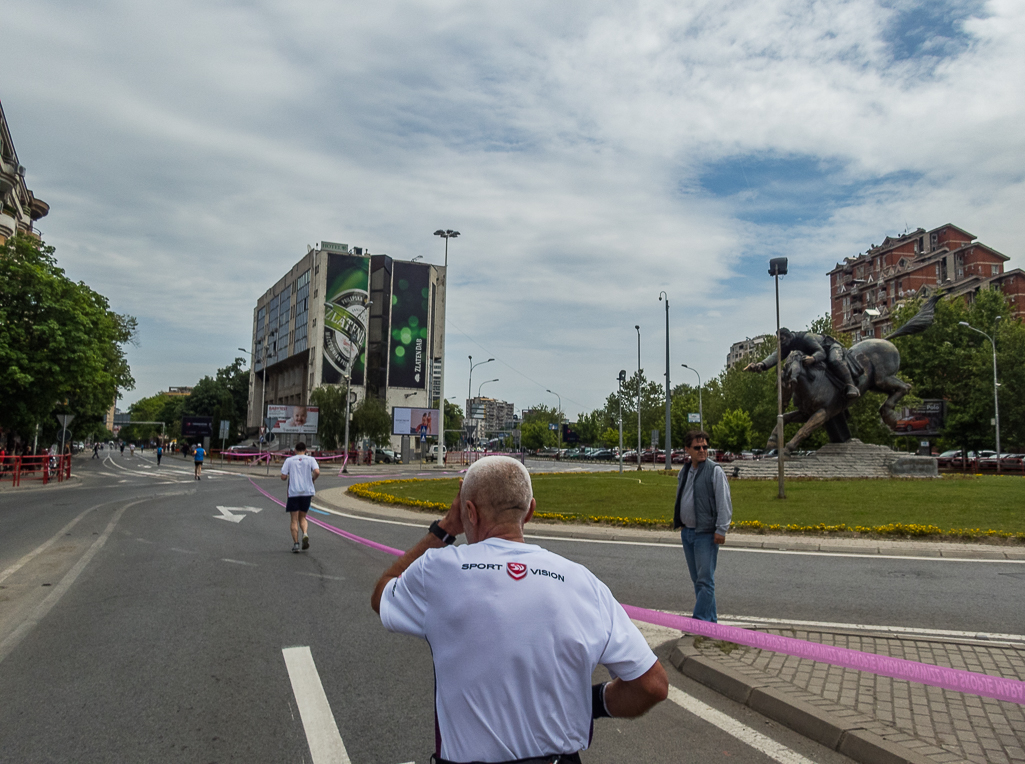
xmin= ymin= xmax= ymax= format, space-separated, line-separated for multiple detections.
xmin=213 ymin=506 xmax=263 ymax=523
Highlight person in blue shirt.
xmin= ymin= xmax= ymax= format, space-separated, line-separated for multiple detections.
xmin=194 ymin=444 xmax=206 ymax=480
xmin=156 ymin=444 xmax=163 ymax=466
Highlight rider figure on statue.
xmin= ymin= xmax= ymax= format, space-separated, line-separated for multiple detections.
xmin=745 ymin=328 xmax=861 ymax=399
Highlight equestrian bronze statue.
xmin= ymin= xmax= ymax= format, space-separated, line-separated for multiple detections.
xmin=744 ymin=294 xmax=940 ymax=456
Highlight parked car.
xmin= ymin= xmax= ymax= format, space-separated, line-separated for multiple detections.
xmin=590 ymin=449 xmax=615 ymax=460
xmin=374 ymin=448 xmax=398 ymax=464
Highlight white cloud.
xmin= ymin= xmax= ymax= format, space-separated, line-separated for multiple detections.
xmin=2 ymin=0 xmax=1022 ymax=415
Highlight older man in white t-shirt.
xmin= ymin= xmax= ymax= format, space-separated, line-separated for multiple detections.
xmin=372 ymin=456 xmax=668 ymax=764
xmin=280 ymin=441 xmax=320 ymax=553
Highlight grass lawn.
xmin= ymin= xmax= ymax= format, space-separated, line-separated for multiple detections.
xmin=362 ymin=473 xmax=1025 ymax=533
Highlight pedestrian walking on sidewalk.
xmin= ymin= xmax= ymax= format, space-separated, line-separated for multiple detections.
xmin=372 ymin=456 xmax=668 ymax=763
xmin=280 ymin=442 xmax=319 ymax=553
xmin=193 ymin=444 xmax=205 ymax=479
xmin=672 ymin=429 xmax=733 ymax=622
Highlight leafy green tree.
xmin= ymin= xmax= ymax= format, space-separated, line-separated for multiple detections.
xmin=444 ymin=399 xmax=464 ymax=449
xmin=711 ymin=408 xmax=753 ymax=454
xmin=309 ymin=385 xmax=347 ymax=450
xmin=1 ymin=235 xmax=136 ymax=445
xmin=350 ymin=397 xmax=392 ymax=446
xmin=520 ymin=404 xmax=560 ymax=450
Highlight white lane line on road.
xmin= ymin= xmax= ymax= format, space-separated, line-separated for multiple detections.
xmin=310 ymin=502 xmax=1024 ymax=565
xmin=282 ymin=646 xmax=351 ymax=764
xmin=221 ymin=558 xmax=257 ymax=566
xmin=718 ymin=614 xmax=1025 ymax=645
xmin=665 ymin=685 xmax=817 ymax=764
xmin=295 ymin=571 xmax=346 ymax=581
xmin=0 ymin=500 xmax=107 ymax=585
xmin=0 ymin=499 xmax=143 ymax=665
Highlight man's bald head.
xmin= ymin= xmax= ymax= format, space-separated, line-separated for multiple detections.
xmin=461 ymin=456 xmax=533 ymax=520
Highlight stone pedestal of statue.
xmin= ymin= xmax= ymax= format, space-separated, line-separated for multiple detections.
xmin=730 ymin=439 xmax=938 ymax=480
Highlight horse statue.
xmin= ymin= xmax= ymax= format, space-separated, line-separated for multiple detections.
xmin=752 ymin=294 xmax=940 ymax=456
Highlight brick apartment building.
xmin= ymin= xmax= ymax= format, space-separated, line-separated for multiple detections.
xmin=828 ymin=224 xmax=1025 ymax=340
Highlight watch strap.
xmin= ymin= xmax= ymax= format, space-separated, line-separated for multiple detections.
xmin=428 ymin=519 xmax=456 ymax=545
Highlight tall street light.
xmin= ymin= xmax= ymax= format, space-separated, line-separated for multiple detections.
xmin=478 ymin=378 xmax=499 ymax=397
xmin=546 ymin=389 xmax=562 ymax=453
xmin=617 ymin=370 xmax=626 ymax=474
xmin=239 ymin=325 xmax=275 ymax=471
xmin=468 ymin=355 xmax=495 ymax=406
xmin=768 ymin=257 xmax=788 ymax=499
xmin=341 ymin=371 xmax=353 ymax=473
xmin=681 ymin=364 xmax=703 ymax=431
xmin=433 ymin=229 xmax=460 ymax=465
xmin=635 ymin=325 xmax=642 ymax=471
xmin=959 ymin=317 xmax=1002 ymax=473
xmin=659 ymin=292 xmax=671 ymax=471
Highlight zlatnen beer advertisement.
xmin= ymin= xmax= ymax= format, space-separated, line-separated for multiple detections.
xmin=322 ymin=254 xmax=370 ymax=385
xmin=388 ymin=261 xmax=431 ymax=389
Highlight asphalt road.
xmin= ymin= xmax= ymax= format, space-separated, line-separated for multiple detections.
xmin=1 ymin=452 xmax=1020 ymax=762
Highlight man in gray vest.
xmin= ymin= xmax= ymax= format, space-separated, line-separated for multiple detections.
xmin=673 ymin=430 xmax=733 ymax=622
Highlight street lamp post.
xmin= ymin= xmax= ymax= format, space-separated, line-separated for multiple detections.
xmin=635 ymin=325 xmax=642 ymax=471
xmin=546 ymin=389 xmax=562 ymax=453
xmin=342 ymin=371 xmax=353 ymax=473
xmin=478 ymin=378 xmax=499 ymax=398
xmin=239 ymin=328 xmax=274 ymax=472
xmin=681 ymin=364 xmax=703 ymax=431
xmin=468 ymin=355 xmax=495 ymax=407
xmin=768 ymin=257 xmax=788 ymax=499
xmin=659 ymin=292 xmax=671 ymax=471
xmin=959 ymin=318 xmax=1002 ymax=473
xmin=617 ymin=370 xmax=626 ymax=474
xmin=433 ymin=229 xmax=460 ymax=466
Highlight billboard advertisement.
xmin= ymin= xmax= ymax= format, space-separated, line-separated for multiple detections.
xmin=268 ymin=405 xmax=319 ymax=434
xmin=182 ymin=416 xmax=214 ymax=437
xmin=388 ymin=262 xmax=431 ymax=389
xmin=895 ymin=399 xmax=946 ymax=436
xmin=392 ymin=407 xmax=440 ymax=437
xmin=322 ymin=253 xmax=370 ymax=386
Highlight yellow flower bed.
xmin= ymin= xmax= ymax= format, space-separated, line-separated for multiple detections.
xmin=347 ymin=479 xmax=1025 ymax=542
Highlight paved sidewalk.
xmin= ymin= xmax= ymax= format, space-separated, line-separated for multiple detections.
xmin=673 ymin=627 xmax=1025 ymax=764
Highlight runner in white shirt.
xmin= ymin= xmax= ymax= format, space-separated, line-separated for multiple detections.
xmin=280 ymin=441 xmax=320 ymax=553
xmin=372 ymin=456 xmax=668 ymax=764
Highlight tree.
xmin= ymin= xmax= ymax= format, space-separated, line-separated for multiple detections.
xmin=444 ymin=399 xmax=464 ymax=449
xmin=350 ymin=397 xmax=391 ymax=446
xmin=309 ymin=385 xmax=347 ymax=450
xmin=1 ymin=235 xmax=136 ymax=446
xmin=520 ymin=404 xmax=560 ymax=450
xmin=711 ymin=409 xmax=753 ymax=454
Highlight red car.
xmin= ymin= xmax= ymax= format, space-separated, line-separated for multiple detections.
xmin=895 ymin=417 xmax=930 ymax=432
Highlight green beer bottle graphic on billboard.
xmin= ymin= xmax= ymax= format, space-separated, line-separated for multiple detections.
xmin=322 ymin=254 xmax=371 ymax=384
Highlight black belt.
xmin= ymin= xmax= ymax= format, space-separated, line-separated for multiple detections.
xmin=432 ymin=753 xmax=581 ymax=764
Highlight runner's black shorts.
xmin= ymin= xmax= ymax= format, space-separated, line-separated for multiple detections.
xmin=286 ymin=495 xmax=313 ymax=513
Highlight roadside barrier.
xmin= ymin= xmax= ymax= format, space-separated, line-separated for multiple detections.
xmin=0 ymin=454 xmax=72 ymax=487
xmin=244 ymin=476 xmax=1025 ymax=706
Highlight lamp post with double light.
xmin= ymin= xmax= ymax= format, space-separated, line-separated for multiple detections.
xmin=959 ymin=317 xmax=1002 ymax=473
xmin=433 ymin=229 xmax=459 ymax=464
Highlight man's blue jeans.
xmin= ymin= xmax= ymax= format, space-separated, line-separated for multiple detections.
xmin=680 ymin=527 xmax=719 ymax=622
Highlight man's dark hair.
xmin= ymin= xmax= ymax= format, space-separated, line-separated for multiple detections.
xmin=295 ymin=441 xmax=306 ymax=452
xmin=684 ymin=430 xmax=710 ymax=448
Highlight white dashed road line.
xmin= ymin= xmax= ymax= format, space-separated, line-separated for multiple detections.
xmin=665 ymin=685 xmax=817 ymax=764
xmin=282 ymin=646 xmax=351 ymax=764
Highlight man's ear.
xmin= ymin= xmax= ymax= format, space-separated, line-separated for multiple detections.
xmin=524 ymin=498 xmax=536 ymax=525
xmin=466 ymin=499 xmax=480 ymax=527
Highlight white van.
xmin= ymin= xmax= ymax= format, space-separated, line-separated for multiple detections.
xmin=426 ymin=444 xmax=447 ymax=462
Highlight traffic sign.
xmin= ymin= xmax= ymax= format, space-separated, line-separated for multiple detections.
xmin=688 ymin=413 xmax=701 ymax=423
xmin=56 ymin=414 xmax=75 ymax=428
xmin=219 ymin=420 xmax=230 ymax=439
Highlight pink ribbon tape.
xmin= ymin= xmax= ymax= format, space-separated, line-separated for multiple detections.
xmin=246 ymin=477 xmax=1025 ymax=705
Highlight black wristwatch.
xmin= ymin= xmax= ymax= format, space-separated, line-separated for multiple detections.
xmin=428 ymin=520 xmax=457 ymax=545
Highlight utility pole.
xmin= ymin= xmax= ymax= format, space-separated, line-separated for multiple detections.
xmin=659 ymin=292 xmax=671 ymax=470
xmin=769 ymin=257 xmax=788 ymax=499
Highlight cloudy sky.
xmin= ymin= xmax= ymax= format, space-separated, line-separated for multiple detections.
xmin=4 ymin=0 xmax=1023 ymax=417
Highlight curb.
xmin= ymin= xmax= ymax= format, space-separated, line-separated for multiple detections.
xmin=669 ymin=639 xmax=936 ymax=764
